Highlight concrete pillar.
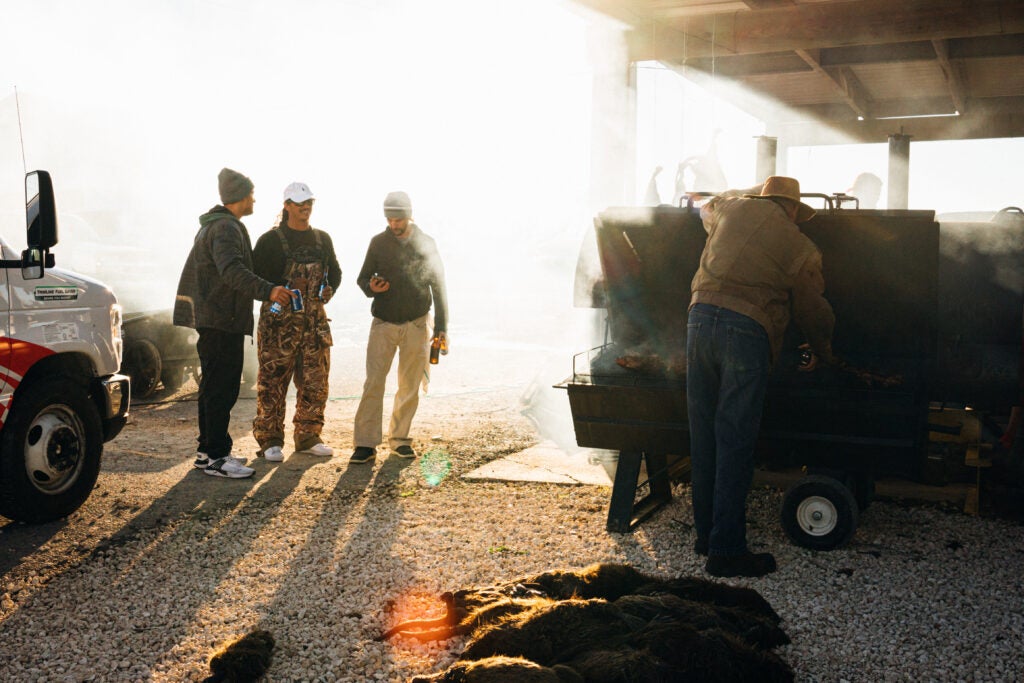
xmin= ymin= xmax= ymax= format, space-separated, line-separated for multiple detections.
xmin=755 ymin=136 xmax=777 ymax=183
xmin=887 ymin=133 xmax=911 ymax=210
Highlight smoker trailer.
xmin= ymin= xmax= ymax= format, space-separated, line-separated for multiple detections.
xmin=563 ymin=201 xmax=1024 ymax=550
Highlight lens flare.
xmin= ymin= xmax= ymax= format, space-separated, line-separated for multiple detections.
xmin=419 ymin=447 xmax=452 ymax=487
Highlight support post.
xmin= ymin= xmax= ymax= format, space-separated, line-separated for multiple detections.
xmin=755 ymin=136 xmax=778 ymax=184
xmin=887 ymin=133 xmax=911 ymax=209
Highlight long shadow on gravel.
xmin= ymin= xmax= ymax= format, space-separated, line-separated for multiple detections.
xmin=240 ymin=454 xmax=415 ymax=678
xmin=0 ymin=460 xmax=310 ymax=680
xmin=0 ymin=518 xmax=67 ymax=576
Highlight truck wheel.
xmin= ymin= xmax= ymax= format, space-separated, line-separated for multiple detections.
xmin=160 ymin=363 xmax=186 ymax=392
xmin=0 ymin=379 xmax=103 ymax=523
xmin=781 ymin=475 xmax=859 ymax=551
xmin=124 ymin=339 xmax=162 ymax=399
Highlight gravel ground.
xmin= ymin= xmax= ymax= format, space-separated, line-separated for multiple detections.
xmin=1 ymin=341 xmax=1023 ymax=682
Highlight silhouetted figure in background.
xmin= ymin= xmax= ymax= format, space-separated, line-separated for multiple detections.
xmin=644 ymin=166 xmax=663 ymax=205
xmin=848 ymin=172 xmax=883 ymax=209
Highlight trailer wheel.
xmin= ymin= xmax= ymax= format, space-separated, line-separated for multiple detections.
xmin=124 ymin=339 xmax=162 ymax=398
xmin=0 ymin=378 xmax=102 ymax=523
xmin=160 ymin=363 xmax=186 ymax=392
xmin=781 ymin=475 xmax=859 ymax=551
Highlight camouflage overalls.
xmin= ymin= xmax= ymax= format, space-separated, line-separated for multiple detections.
xmin=253 ymin=227 xmax=333 ymax=452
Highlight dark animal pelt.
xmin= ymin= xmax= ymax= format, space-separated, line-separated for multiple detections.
xmin=201 ymin=629 xmax=275 ymax=683
xmin=410 ymin=656 xmax=583 ymax=683
xmin=457 ymin=597 xmax=793 ymax=683
xmin=392 ymin=563 xmax=793 ymax=683
xmin=384 ymin=563 xmax=780 ymax=642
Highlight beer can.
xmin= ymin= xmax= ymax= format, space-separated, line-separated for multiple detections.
xmin=269 ymin=301 xmax=283 ymax=314
xmin=290 ymin=288 xmax=303 ymax=312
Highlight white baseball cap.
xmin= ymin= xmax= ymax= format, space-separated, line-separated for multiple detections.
xmin=283 ymin=182 xmax=315 ymax=203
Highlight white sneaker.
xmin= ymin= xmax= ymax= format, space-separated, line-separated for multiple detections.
xmin=194 ymin=453 xmax=247 ymax=469
xmin=263 ymin=446 xmax=285 ymax=462
xmin=204 ymin=457 xmax=255 ymax=479
xmin=304 ymin=443 xmax=333 ymax=457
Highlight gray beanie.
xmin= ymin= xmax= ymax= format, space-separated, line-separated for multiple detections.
xmin=218 ymin=168 xmax=254 ymax=205
xmin=383 ymin=191 xmax=412 ymax=219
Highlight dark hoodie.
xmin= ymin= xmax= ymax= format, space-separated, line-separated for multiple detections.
xmin=174 ymin=206 xmax=275 ymax=335
xmin=356 ymin=223 xmax=448 ymax=332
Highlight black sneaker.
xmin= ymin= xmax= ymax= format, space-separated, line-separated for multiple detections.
xmin=194 ymin=453 xmax=247 ymax=469
xmin=705 ymin=552 xmax=777 ymax=578
xmin=694 ymin=538 xmax=709 ymax=556
xmin=350 ymin=447 xmax=376 ymax=464
xmin=394 ymin=445 xmax=415 ymax=459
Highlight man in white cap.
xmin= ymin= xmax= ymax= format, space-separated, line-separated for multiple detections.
xmin=687 ymin=176 xmax=836 ymax=576
xmin=174 ymin=168 xmax=294 ymax=478
xmin=251 ymin=182 xmax=342 ymax=462
xmin=351 ymin=191 xmax=449 ymax=463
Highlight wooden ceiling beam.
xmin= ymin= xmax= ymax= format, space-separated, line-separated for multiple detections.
xmin=795 ymin=48 xmax=871 ymax=118
xmin=767 ymin=96 xmax=1024 ymax=144
xmin=932 ymin=39 xmax=968 ymax=113
xmin=629 ymin=0 xmax=1024 ymax=61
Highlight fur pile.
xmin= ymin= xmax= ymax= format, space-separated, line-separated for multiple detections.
xmin=386 ymin=563 xmax=793 ymax=683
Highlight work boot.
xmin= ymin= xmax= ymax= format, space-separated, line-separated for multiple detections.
xmin=705 ymin=552 xmax=777 ymax=578
xmin=693 ymin=538 xmax=709 ymax=556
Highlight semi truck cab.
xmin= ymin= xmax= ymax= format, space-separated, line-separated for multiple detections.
xmin=0 ymin=170 xmax=130 ymax=523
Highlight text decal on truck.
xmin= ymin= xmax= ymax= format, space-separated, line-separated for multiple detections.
xmin=34 ymin=285 xmax=79 ymax=301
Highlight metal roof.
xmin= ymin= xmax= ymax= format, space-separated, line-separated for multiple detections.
xmin=574 ymin=0 xmax=1024 ymax=144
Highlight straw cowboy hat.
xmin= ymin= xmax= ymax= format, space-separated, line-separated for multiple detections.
xmin=745 ymin=176 xmax=816 ymax=223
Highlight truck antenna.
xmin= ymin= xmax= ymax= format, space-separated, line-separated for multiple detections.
xmin=14 ymin=86 xmax=27 ymax=176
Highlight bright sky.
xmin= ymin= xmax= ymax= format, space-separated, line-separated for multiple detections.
xmin=0 ymin=0 xmax=625 ymax=346
xmin=3 ymin=4 xmax=1019 ymax=340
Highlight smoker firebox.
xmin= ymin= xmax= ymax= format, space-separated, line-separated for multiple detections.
xmin=564 ymin=202 xmax=1023 ymax=549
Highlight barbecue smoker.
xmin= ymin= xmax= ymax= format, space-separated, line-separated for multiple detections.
xmin=563 ymin=199 xmax=1024 ymax=550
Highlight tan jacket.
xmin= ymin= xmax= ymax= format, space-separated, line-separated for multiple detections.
xmin=690 ymin=194 xmax=835 ymax=363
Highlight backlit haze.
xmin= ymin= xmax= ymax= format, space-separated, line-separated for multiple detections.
xmin=2 ymin=0 xmax=1021 ymax=450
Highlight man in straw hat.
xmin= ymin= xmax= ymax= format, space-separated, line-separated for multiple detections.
xmin=687 ymin=176 xmax=836 ymax=577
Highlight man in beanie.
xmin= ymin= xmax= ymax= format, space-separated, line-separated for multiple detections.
xmin=687 ymin=176 xmax=836 ymax=577
xmin=174 ymin=168 xmax=294 ymax=478
xmin=351 ymin=191 xmax=449 ymax=463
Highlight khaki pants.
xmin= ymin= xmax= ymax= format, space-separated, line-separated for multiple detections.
xmin=354 ymin=315 xmax=430 ymax=449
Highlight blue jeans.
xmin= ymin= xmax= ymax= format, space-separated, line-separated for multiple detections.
xmin=686 ymin=304 xmax=771 ymax=556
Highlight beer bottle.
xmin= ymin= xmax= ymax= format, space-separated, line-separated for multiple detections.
xmin=429 ymin=336 xmax=441 ymax=365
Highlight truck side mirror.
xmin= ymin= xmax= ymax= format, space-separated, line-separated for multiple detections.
xmin=20 ymin=247 xmax=54 ymax=280
xmin=26 ymin=170 xmax=59 ymax=251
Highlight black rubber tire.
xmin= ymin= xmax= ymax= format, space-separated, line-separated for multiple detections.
xmin=124 ymin=338 xmax=162 ymax=398
xmin=781 ymin=474 xmax=859 ymax=551
xmin=160 ymin=363 xmax=186 ymax=392
xmin=0 ymin=378 xmax=103 ymax=523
